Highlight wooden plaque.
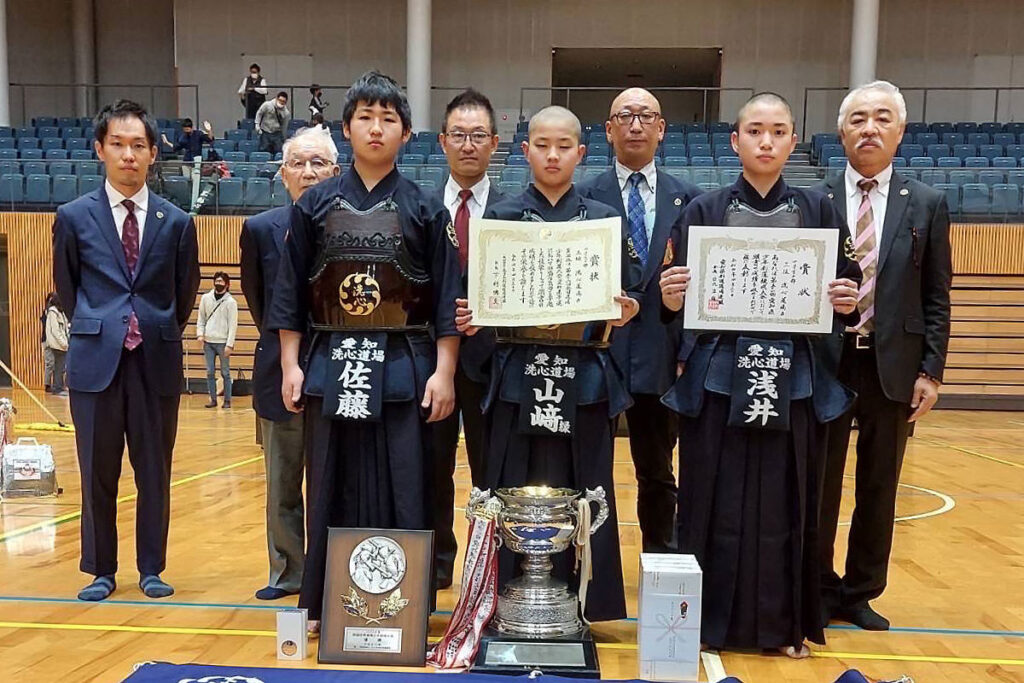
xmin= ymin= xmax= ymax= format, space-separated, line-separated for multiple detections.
xmin=318 ymin=528 xmax=433 ymax=666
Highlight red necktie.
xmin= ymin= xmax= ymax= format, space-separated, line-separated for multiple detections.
xmin=121 ymin=199 xmax=143 ymax=350
xmin=454 ymin=189 xmax=473 ymax=270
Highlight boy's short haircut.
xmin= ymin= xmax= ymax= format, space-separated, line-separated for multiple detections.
xmin=442 ymin=88 xmax=497 ymax=135
xmin=734 ymin=91 xmax=795 ymax=130
xmin=342 ymin=71 xmax=413 ymax=132
xmin=528 ymin=106 xmax=582 ymax=143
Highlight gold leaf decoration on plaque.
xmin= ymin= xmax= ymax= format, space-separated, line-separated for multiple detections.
xmin=341 ymin=587 xmax=368 ymax=619
xmin=378 ymin=588 xmax=410 ymax=620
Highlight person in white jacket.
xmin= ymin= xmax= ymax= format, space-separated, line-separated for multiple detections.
xmin=196 ymin=272 xmax=239 ymax=408
xmin=44 ymin=294 xmax=70 ymax=395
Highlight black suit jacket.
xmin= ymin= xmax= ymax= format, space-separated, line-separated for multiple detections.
xmin=578 ymin=168 xmax=702 ymax=395
xmin=431 ymin=183 xmax=504 ymax=384
xmin=816 ymin=170 xmax=952 ymax=403
xmin=239 ymin=205 xmax=293 ymax=421
xmin=53 ymin=187 xmax=200 ymax=396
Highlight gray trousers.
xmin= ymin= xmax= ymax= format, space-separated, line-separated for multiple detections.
xmin=260 ymin=414 xmax=306 ymax=591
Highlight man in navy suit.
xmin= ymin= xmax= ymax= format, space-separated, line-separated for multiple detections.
xmin=430 ymin=89 xmax=504 ymax=589
xmin=579 ymin=88 xmax=701 ymax=552
xmin=53 ymin=100 xmax=200 ymax=601
xmin=240 ymin=126 xmax=340 ymax=600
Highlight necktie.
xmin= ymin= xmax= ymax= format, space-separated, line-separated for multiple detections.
xmin=853 ymin=179 xmax=879 ymax=335
xmin=454 ymin=188 xmax=473 ymax=270
xmin=627 ymin=172 xmax=649 ymax=266
xmin=121 ymin=199 xmax=143 ymax=350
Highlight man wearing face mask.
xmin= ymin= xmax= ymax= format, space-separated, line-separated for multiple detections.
xmin=196 ymin=272 xmax=238 ymax=409
xmin=240 ymin=126 xmax=341 ymax=600
xmin=239 ymin=64 xmax=268 ymax=120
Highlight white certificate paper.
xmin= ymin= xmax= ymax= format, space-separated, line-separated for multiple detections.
xmin=683 ymin=225 xmax=838 ymax=333
xmin=467 ymin=217 xmax=622 ymax=328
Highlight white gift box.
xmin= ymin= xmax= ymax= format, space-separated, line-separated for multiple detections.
xmin=638 ymin=553 xmax=702 ymax=682
xmin=276 ymin=608 xmax=308 ymax=660
xmin=639 ymin=658 xmax=700 ymax=682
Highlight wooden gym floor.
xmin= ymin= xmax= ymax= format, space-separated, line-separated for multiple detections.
xmin=0 ymin=389 xmax=1021 ymax=682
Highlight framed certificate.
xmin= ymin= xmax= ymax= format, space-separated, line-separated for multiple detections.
xmin=467 ymin=217 xmax=622 ymax=327
xmin=683 ymin=225 xmax=839 ymax=334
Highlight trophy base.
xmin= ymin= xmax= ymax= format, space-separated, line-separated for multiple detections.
xmin=471 ymin=626 xmax=600 ymax=679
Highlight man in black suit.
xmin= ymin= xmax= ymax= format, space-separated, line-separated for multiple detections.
xmin=53 ymin=100 xmax=200 ymax=601
xmin=240 ymin=126 xmax=340 ymax=600
xmin=430 ymin=89 xmax=505 ymax=589
xmin=579 ymin=87 xmax=702 ymax=552
xmin=817 ymin=80 xmax=952 ymax=630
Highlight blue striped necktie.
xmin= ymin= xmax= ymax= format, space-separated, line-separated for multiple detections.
xmin=627 ymin=172 xmax=649 ymax=266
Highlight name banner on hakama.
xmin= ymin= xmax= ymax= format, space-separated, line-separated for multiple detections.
xmin=727 ymin=337 xmax=794 ymax=431
xmin=322 ymin=332 xmax=387 ymax=421
xmin=518 ymin=348 xmax=578 ymax=437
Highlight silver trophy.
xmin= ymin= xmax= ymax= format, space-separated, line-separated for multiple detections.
xmin=470 ymin=485 xmax=609 ymax=637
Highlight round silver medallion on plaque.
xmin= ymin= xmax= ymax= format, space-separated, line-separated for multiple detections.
xmin=349 ymin=536 xmax=407 ymax=594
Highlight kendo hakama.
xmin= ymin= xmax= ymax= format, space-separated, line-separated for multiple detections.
xmin=480 ymin=185 xmax=641 ymax=622
xmin=661 ymin=176 xmax=862 ymax=649
xmin=267 ymin=166 xmax=461 ymax=620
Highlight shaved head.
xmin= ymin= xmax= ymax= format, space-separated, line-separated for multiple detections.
xmin=529 ymin=106 xmax=582 ymax=143
xmin=736 ymin=91 xmax=795 ymax=130
xmin=609 ymin=87 xmax=661 ymax=117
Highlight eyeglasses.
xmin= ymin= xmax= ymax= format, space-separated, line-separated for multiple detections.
xmin=284 ymin=157 xmax=333 ymax=171
xmin=445 ymin=130 xmax=493 ymax=146
xmin=610 ymin=110 xmax=661 ymax=126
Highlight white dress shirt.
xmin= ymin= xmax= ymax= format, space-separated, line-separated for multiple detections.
xmin=443 ymin=174 xmax=491 ymax=221
xmin=615 ymin=159 xmax=657 ymax=241
xmin=106 ymin=180 xmax=150 ymax=244
xmin=844 ymin=163 xmax=893 ymax=242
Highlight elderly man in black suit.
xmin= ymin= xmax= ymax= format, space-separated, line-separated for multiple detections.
xmin=816 ymin=80 xmax=952 ymax=631
xmin=240 ymin=126 xmax=340 ymax=600
xmin=579 ymin=87 xmax=702 ymax=553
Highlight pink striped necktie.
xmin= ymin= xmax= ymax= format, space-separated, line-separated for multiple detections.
xmin=853 ymin=179 xmax=879 ymax=334
xmin=121 ymin=199 xmax=143 ymax=350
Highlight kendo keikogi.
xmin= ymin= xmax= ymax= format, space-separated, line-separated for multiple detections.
xmin=661 ymin=176 xmax=862 ymax=651
xmin=267 ymin=166 xmax=461 ymax=621
xmin=480 ymin=185 xmax=642 ymax=623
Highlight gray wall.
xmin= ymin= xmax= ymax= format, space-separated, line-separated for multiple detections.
xmin=10 ymin=0 xmax=1024 ymax=135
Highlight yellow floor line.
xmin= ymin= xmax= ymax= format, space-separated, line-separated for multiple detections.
xmin=920 ymin=437 xmax=1024 ymax=469
xmin=811 ymin=649 xmax=1024 ymax=667
xmin=0 ymin=455 xmax=263 ymax=543
xmin=0 ymin=620 xmax=275 ymax=637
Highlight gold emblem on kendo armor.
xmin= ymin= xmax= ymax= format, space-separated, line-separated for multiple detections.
xmin=843 ymin=235 xmax=856 ymax=260
xmin=339 ymin=273 xmax=382 ymax=315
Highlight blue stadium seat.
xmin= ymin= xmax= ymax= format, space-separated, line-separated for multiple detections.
xmin=979 ymin=122 xmax=1003 ymax=135
xmin=714 ymin=144 xmax=735 ymax=158
xmin=581 ymin=167 xmax=605 ymax=183
xmin=65 ymin=138 xmax=88 ymax=152
xmin=978 ymin=169 xmax=1004 ymax=186
xmin=927 ymin=144 xmax=950 ymax=159
xmin=955 ymin=122 xmax=978 ymax=134
xmin=232 ymin=162 xmax=257 ymax=179
xmin=1006 ymin=144 xmax=1024 ymax=160
xmin=663 ymin=156 xmax=687 ymax=167
xmin=51 ymin=175 xmax=78 ymax=204
xmin=909 ymin=156 xmax=934 ymax=168
xmin=1007 ymin=170 xmax=1024 ymax=189
xmin=415 ymin=131 xmax=436 ymax=142
xmin=940 ymin=132 xmax=964 ymax=147
xmin=427 ymin=154 xmax=447 ymax=166
xmin=948 ymin=169 xmax=976 ymax=186
xmin=931 ymin=122 xmax=954 ymax=136
xmin=662 ymin=132 xmax=685 ymax=145
xmin=163 ymin=176 xmax=191 ymax=209
xmin=664 ymin=167 xmax=691 ymax=183
xmin=272 ymin=178 xmax=288 ymax=207
xmin=894 ymin=168 xmax=918 ymax=180
xmin=961 ymin=183 xmax=990 ymax=213
xmin=17 ymin=137 xmax=40 ymax=150
xmin=25 ymin=174 xmax=50 ymax=203
xmin=23 ymin=161 xmax=45 ymax=176
xmin=49 ymin=161 xmax=72 ymax=176
xmin=0 ymin=161 xmax=18 ymax=175
xmin=937 ymin=156 xmax=961 ymax=168
xmin=401 ymin=154 xmax=426 ymax=165
xmin=828 ymin=156 xmax=848 ymax=170
xmin=0 ymin=173 xmax=23 ymax=202
xmin=719 ymin=168 xmax=742 ymax=184
xmin=497 ymin=181 xmax=524 ymax=195
xmin=61 ymin=127 xmax=82 ymax=139
xmin=993 ymin=157 xmax=1017 ymax=168
xmin=899 ymin=143 xmax=923 ymax=160
xmin=0 ymin=138 xmax=13 ymax=150
xmin=15 ymin=127 xmax=35 ymax=138
xmin=663 ymin=144 xmax=686 ymax=158
xmin=226 ymin=129 xmax=248 ymax=143
xmin=588 ymin=142 xmax=610 ymax=157
xmin=891 ymin=156 xmax=907 ymax=167
xmin=78 ymin=174 xmax=102 ymax=195
xmin=287 ymin=120 xmax=306 ymax=131
xmin=0 ymin=127 xmax=11 ymax=137
xmin=238 ymin=140 xmax=258 ymax=155
xmin=905 ymin=122 xmax=928 ymax=136
xmin=933 ymin=183 xmax=959 ymax=213
xmin=584 ymin=156 xmax=607 ymax=166
xmin=993 ymin=133 xmax=1015 ymax=148
xmin=965 ymin=156 xmax=990 ymax=168
xmin=718 ymin=156 xmax=741 ymax=168
xmin=914 ymin=132 xmax=938 ymax=147
xmin=691 ymin=156 xmax=715 ymax=167
xmin=57 ymin=117 xmax=77 ymax=129
xmin=500 ymin=167 xmax=529 ymax=184
xmin=397 ymin=165 xmax=418 ymax=180
xmin=213 ymin=139 xmax=236 ymax=154
xmin=406 ymin=141 xmax=431 ymax=157
xmin=688 ymin=143 xmax=711 ymax=158
xmin=507 ymin=155 xmax=528 ymax=167
xmin=697 ymin=181 xmax=720 ymax=192
xmin=709 ymin=122 xmax=732 ymax=134
xmin=420 ymin=166 xmax=445 ymax=186
xmin=711 ymin=132 xmax=731 ymax=147
xmin=952 ymin=144 xmax=975 ymax=160
xmin=979 ymin=145 xmax=1002 ymax=160
xmin=686 ymin=133 xmax=709 ymax=145
xmin=245 ymin=178 xmax=271 ymax=207
xmin=249 ymin=151 xmax=272 ymax=164
xmin=919 ymin=169 xmax=945 ymax=186
xmin=45 ymin=149 xmax=68 ymax=160
xmin=224 ymin=151 xmax=246 ymax=163
xmin=70 ymin=149 xmax=93 ymax=161
xmin=20 ymin=149 xmax=43 ymax=160
xmin=967 ymin=132 xmax=989 ymax=147
xmin=682 ymin=123 xmax=705 ymax=134
xmin=414 ymin=179 xmax=438 ymax=190
xmin=691 ymin=168 xmax=717 ymax=185
xmin=217 ymin=178 xmax=244 ymax=207
xmin=37 ymin=126 xmax=59 ymax=139
xmin=1007 ymin=123 xmax=1024 ymax=136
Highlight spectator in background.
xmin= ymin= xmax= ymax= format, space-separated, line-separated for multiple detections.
xmin=41 ymin=293 xmax=55 ymax=392
xmin=256 ymin=92 xmax=291 ymax=155
xmin=196 ymin=272 xmax=239 ymax=409
xmin=310 ymin=113 xmax=328 ymax=131
xmin=239 ymin=63 xmax=268 ymax=120
xmin=42 ymin=292 xmax=69 ymax=394
xmin=161 ymin=118 xmax=214 ymax=161
xmin=308 ymin=85 xmax=328 ymax=120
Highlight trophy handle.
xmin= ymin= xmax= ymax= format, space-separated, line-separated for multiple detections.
xmin=467 ymin=487 xmax=502 ymax=520
xmin=583 ymin=486 xmax=610 ymax=535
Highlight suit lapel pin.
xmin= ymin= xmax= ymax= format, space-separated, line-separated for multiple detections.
xmin=827 ymin=192 xmax=834 ymax=200
xmin=674 ymin=197 xmax=682 ymax=206
xmin=899 ymin=188 xmax=909 ymax=196
xmin=156 ymin=210 xmax=165 ymax=219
